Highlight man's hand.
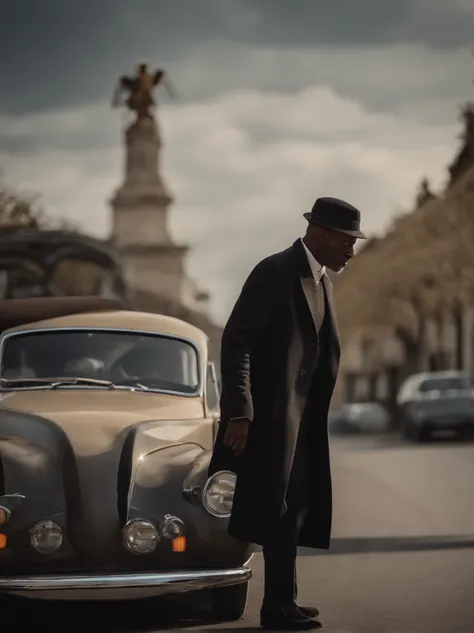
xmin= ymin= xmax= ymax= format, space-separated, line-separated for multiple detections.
xmin=223 ymin=418 xmax=250 ymax=455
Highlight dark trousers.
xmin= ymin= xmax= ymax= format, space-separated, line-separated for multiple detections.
xmin=262 ymin=423 xmax=310 ymax=607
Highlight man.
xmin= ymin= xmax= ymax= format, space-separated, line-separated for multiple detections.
xmin=209 ymin=197 xmax=366 ymax=630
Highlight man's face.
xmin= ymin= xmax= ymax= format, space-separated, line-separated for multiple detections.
xmin=315 ymin=227 xmax=357 ymax=273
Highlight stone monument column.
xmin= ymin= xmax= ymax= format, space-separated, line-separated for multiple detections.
xmin=110 ymin=65 xmax=188 ymax=304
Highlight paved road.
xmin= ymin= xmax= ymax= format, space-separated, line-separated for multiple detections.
xmin=4 ymin=433 xmax=474 ymax=632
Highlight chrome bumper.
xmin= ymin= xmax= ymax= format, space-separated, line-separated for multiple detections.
xmin=0 ymin=566 xmax=252 ymax=594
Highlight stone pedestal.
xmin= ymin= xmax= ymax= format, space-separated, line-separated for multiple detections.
xmin=110 ymin=116 xmax=188 ymax=304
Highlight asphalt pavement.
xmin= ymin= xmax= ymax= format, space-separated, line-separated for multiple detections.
xmin=3 ymin=432 xmax=474 ymax=632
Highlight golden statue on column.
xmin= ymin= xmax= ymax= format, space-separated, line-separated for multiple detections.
xmin=112 ymin=63 xmax=176 ymax=120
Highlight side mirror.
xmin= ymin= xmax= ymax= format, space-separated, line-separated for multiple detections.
xmin=206 ymin=362 xmax=220 ymax=414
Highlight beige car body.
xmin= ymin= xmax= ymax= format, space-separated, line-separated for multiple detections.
xmin=0 ymin=305 xmax=251 ymax=611
xmin=0 ymin=310 xmax=218 ymax=454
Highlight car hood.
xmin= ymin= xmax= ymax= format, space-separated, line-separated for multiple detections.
xmin=0 ymin=389 xmax=214 ymax=558
xmin=0 ymin=389 xmax=206 ymax=457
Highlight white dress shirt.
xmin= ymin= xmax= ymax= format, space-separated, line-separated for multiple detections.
xmin=301 ymin=239 xmax=325 ymax=283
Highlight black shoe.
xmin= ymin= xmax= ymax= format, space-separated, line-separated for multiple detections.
xmin=260 ymin=602 xmax=322 ymax=630
xmin=297 ymin=605 xmax=320 ymax=618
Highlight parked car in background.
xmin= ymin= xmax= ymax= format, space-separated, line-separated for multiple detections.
xmin=397 ymin=370 xmax=474 ymax=442
xmin=0 ymin=228 xmax=128 ymax=303
xmin=0 ymin=297 xmax=252 ymax=621
xmin=329 ymin=402 xmax=391 ymax=435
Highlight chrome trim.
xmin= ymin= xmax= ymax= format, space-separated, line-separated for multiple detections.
xmin=0 ymin=566 xmax=252 ymax=593
xmin=0 ymin=493 xmax=26 ymax=509
xmin=182 ymin=483 xmax=202 ymax=504
xmin=0 ymin=326 xmax=203 ymax=398
xmin=160 ymin=514 xmax=185 ymax=539
xmin=0 ymin=505 xmax=11 ymax=525
xmin=204 ymin=360 xmax=220 ymax=419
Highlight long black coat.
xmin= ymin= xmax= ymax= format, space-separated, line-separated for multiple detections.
xmin=209 ymin=239 xmax=341 ymax=549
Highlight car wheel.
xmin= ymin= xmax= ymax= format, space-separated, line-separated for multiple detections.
xmin=458 ymin=424 xmax=474 ymax=442
xmin=405 ymin=424 xmax=426 ymax=442
xmin=415 ymin=426 xmax=429 ymax=442
xmin=211 ymin=582 xmax=248 ymax=621
xmin=403 ymin=423 xmax=415 ymax=440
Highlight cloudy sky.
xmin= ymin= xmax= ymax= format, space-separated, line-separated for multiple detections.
xmin=1 ymin=1 xmax=473 ymax=324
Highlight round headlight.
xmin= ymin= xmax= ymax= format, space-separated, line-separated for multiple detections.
xmin=30 ymin=520 xmax=63 ymax=554
xmin=123 ymin=519 xmax=159 ymax=554
xmin=202 ymin=470 xmax=236 ymax=518
xmin=160 ymin=515 xmax=185 ymax=540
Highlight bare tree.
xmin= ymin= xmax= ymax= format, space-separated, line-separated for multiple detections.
xmin=0 ymin=185 xmax=44 ymax=228
xmin=0 ymin=182 xmax=77 ymax=231
xmin=335 ymin=83 xmax=474 ymax=409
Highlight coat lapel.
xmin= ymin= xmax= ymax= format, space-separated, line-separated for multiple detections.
xmin=299 ymin=276 xmax=321 ymax=334
xmin=294 ymin=240 xmax=323 ymax=334
xmin=293 ymin=239 xmax=341 ymax=360
xmin=322 ymin=274 xmax=341 ymax=359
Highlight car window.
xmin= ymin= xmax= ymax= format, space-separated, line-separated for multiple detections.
xmin=0 ymin=329 xmax=200 ymax=395
xmin=419 ymin=377 xmax=469 ymax=393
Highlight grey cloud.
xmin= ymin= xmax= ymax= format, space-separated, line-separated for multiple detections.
xmin=172 ymin=43 xmax=473 ymax=121
xmin=0 ymin=0 xmax=472 ymax=114
xmin=236 ymin=0 xmax=474 ymax=49
xmin=2 ymin=41 xmax=471 ymax=162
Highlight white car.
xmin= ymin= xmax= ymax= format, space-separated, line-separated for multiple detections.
xmin=397 ymin=370 xmax=474 ymax=442
xmin=329 ymin=402 xmax=390 ymax=435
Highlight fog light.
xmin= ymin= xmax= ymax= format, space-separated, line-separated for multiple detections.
xmin=30 ymin=520 xmax=63 ymax=554
xmin=160 ymin=515 xmax=185 ymax=540
xmin=123 ymin=519 xmax=159 ymax=554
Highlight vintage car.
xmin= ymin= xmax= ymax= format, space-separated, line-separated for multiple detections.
xmin=397 ymin=370 xmax=474 ymax=442
xmin=0 ymin=297 xmax=252 ymax=620
xmin=328 ymin=402 xmax=391 ymax=435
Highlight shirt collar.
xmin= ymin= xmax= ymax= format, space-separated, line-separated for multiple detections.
xmin=301 ymin=239 xmax=325 ymax=282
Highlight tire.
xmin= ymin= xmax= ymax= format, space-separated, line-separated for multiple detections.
xmin=458 ymin=424 xmax=474 ymax=442
xmin=211 ymin=582 xmax=248 ymax=621
xmin=403 ymin=422 xmax=415 ymax=441
xmin=415 ymin=426 xmax=429 ymax=442
xmin=404 ymin=423 xmax=426 ymax=443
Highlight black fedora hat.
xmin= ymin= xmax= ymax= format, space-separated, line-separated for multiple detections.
xmin=303 ymin=197 xmax=366 ymax=239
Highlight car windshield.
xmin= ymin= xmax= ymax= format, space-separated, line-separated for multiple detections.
xmin=419 ymin=377 xmax=469 ymax=393
xmin=0 ymin=329 xmax=200 ymax=395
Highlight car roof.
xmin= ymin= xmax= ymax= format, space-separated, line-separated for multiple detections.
xmin=0 ymin=298 xmax=208 ymax=350
xmin=399 ymin=370 xmax=470 ymax=394
xmin=412 ymin=370 xmax=468 ymax=382
xmin=0 ymin=296 xmax=124 ymax=332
